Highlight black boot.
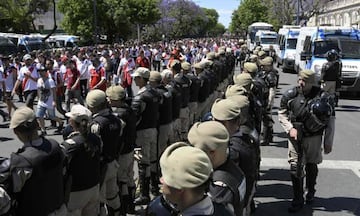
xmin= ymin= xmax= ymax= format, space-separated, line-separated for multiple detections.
xmin=0 ymin=110 xmax=9 ymax=122
xmin=288 ymin=174 xmax=304 ymax=213
xmin=127 ymin=186 xmax=136 ymax=214
xmin=151 ymin=172 xmax=160 ymax=196
xmin=261 ymin=126 xmax=271 ymax=146
xmin=134 ymin=167 xmax=150 ymax=205
xmin=305 ymin=163 xmax=318 ymax=204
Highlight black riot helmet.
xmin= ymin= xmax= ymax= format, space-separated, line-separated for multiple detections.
xmin=309 ymin=97 xmax=333 ymax=124
xmin=326 ymin=49 xmax=339 ymax=62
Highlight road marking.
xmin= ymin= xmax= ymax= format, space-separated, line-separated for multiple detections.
xmin=261 ymin=158 xmax=360 ymax=178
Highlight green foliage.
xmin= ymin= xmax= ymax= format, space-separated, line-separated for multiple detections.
xmin=0 ymin=0 xmax=52 ymax=33
xmin=229 ymin=0 xmax=269 ymax=34
xmin=203 ymin=8 xmax=219 ymax=31
xmin=208 ymin=23 xmax=226 ymax=37
xmin=122 ymin=0 xmax=161 ymax=25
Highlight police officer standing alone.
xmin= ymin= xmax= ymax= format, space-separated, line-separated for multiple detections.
xmin=86 ymin=90 xmax=122 ymax=216
xmin=278 ymin=70 xmax=335 ymax=213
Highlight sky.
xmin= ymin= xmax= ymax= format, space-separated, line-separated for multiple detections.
xmin=195 ymin=0 xmax=240 ymax=28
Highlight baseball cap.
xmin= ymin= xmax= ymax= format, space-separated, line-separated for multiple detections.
xmin=181 ymin=62 xmax=191 ymax=71
xmin=23 ymin=54 xmax=32 ymax=61
xmin=299 ymin=69 xmax=316 ymax=84
xmin=65 ymin=104 xmax=92 ymax=122
xmin=206 ymin=52 xmax=215 ymax=60
xmin=160 ymin=142 xmax=213 ymax=190
xmin=260 ymin=56 xmax=273 ymax=66
xmin=106 ymin=85 xmax=126 ymax=101
xmin=131 ymin=67 xmax=150 ymax=79
xmin=234 ymin=73 xmax=253 ymax=89
xmin=225 ymin=84 xmax=247 ymax=98
xmin=243 ymin=62 xmax=258 ymax=73
xmin=9 ymin=106 xmax=36 ymax=129
xmin=86 ymin=89 xmax=107 ymax=108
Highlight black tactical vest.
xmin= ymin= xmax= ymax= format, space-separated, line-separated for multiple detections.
xmin=10 ymin=138 xmax=65 ymax=216
xmin=168 ymin=81 xmax=182 ymax=120
xmin=156 ymin=85 xmax=173 ymax=125
xmin=113 ymin=104 xmax=137 ymax=154
xmin=134 ymin=87 xmax=160 ymax=130
xmin=174 ymin=74 xmax=191 ymax=108
xmin=185 ymin=73 xmax=201 ymax=103
xmin=92 ymin=112 xmax=122 ymax=161
xmin=198 ymin=73 xmax=210 ymax=103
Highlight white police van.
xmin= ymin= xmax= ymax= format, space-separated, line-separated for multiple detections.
xmin=48 ymin=35 xmax=79 ymax=48
xmin=18 ymin=34 xmax=51 ymax=53
xmin=254 ymin=30 xmax=278 ymax=53
xmin=276 ymin=26 xmax=300 ymax=72
xmin=295 ymin=26 xmax=360 ymax=93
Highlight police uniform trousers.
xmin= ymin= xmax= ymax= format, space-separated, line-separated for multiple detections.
xmin=244 ymin=183 xmax=256 ymax=216
xmin=321 ymin=81 xmax=336 ymax=94
xmin=67 ymin=184 xmax=100 ymax=216
xmin=117 ymin=151 xmax=135 ymax=195
xmin=188 ymin=102 xmax=198 ymax=126
xmin=100 ymin=160 xmax=121 ymax=211
xmin=171 ymin=118 xmax=181 ymax=143
xmin=179 ymin=107 xmax=190 ymax=141
xmin=197 ymin=101 xmax=207 ymax=121
xmin=156 ymin=122 xmax=173 ymax=160
xmin=136 ymin=128 xmax=158 ymax=177
xmin=268 ymin=87 xmax=276 ymax=108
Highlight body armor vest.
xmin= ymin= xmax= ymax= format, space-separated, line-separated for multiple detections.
xmin=10 ymin=138 xmax=65 ymax=216
xmin=174 ymin=75 xmax=191 ymax=108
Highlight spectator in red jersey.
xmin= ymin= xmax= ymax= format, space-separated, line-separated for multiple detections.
xmin=64 ymin=60 xmax=84 ymax=112
xmin=136 ymin=50 xmax=150 ymax=69
xmin=89 ymin=57 xmax=107 ymax=91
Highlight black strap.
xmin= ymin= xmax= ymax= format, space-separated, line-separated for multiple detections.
xmin=212 ymin=170 xmax=242 ymax=216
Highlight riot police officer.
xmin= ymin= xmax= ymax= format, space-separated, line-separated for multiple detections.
xmin=320 ymin=49 xmax=342 ymax=106
xmin=131 ymin=67 xmax=160 ymax=205
xmin=188 ymin=120 xmax=246 ymax=216
xmin=147 ymin=142 xmax=233 ymax=216
xmin=171 ymin=60 xmax=191 ymax=141
xmin=194 ymin=62 xmax=210 ymax=121
xmin=278 ymin=70 xmax=335 ymax=213
xmin=148 ymin=70 xmax=173 ymax=196
xmin=106 ymin=85 xmax=137 ymax=214
xmin=7 ymin=107 xmax=67 ymax=215
xmin=258 ymin=57 xmax=278 ymax=146
xmin=86 ymin=89 xmax=123 ymax=215
xmin=182 ymin=62 xmax=200 ymax=126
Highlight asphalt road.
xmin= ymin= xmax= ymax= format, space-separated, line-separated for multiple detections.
xmin=0 ymin=66 xmax=359 ymax=216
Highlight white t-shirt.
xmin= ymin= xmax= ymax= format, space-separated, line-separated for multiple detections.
xmin=37 ymin=77 xmax=55 ymax=108
xmin=3 ymin=67 xmax=16 ymax=92
xmin=18 ymin=65 xmax=38 ymax=91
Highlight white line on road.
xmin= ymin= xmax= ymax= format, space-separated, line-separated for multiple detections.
xmin=261 ymin=158 xmax=360 ymax=178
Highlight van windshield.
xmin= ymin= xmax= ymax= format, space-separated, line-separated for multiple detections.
xmin=313 ymin=40 xmax=339 ymax=57
xmin=261 ymin=38 xmax=277 ymax=44
xmin=286 ymin=38 xmax=297 ymax=49
xmin=339 ymin=39 xmax=360 ymax=59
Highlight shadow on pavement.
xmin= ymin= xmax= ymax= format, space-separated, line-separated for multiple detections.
xmin=335 ymin=104 xmax=360 ymax=112
xmin=0 ymin=137 xmax=13 ymax=142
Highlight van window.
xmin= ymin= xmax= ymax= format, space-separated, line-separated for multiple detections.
xmin=287 ymin=38 xmax=297 ymax=49
xmin=303 ymin=36 xmax=311 ymax=53
xmin=313 ymin=40 xmax=338 ymax=56
xmin=339 ymin=39 xmax=360 ymax=59
xmin=261 ymin=38 xmax=277 ymax=44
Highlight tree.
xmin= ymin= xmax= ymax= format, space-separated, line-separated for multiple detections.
xmin=0 ymin=0 xmax=52 ymax=33
xmin=208 ymin=23 xmax=226 ymax=37
xmin=202 ymin=8 xmax=219 ymax=34
xmin=229 ymin=0 xmax=268 ymax=35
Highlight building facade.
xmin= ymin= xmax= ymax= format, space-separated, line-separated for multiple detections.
xmin=308 ymin=0 xmax=360 ymax=27
xmin=33 ymin=0 xmax=64 ymax=32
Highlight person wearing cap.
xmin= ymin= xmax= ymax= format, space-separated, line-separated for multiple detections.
xmin=12 ymin=54 xmax=39 ymax=109
xmin=211 ymin=98 xmax=259 ymax=215
xmin=194 ymin=62 xmax=210 ymax=121
xmin=0 ymin=55 xmax=17 ymax=121
xmin=257 ymin=50 xmax=266 ymax=60
xmin=161 ymin=69 xmax=182 ymax=143
xmin=148 ymin=70 xmax=173 ymax=196
xmin=8 ymin=107 xmax=67 ymax=215
xmin=131 ymin=67 xmax=161 ymax=205
xmin=258 ymin=56 xmax=278 ymax=146
xmin=188 ymin=121 xmax=246 ymax=216
xmin=86 ymin=89 xmax=123 ymax=215
xmin=182 ymin=61 xmax=200 ymax=126
xmin=36 ymin=64 xmax=64 ymax=136
xmin=171 ymin=60 xmax=191 ymax=141
xmin=148 ymin=142 xmax=233 ymax=216
xmin=106 ymin=85 xmax=137 ymax=214
xmin=89 ymin=57 xmax=107 ymax=92
xmin=76 ymin=50 xmax=91 ymax=99
xmin=64 ymin=59 xmax=84 ymax=112
xmin=278 ymin=70 xmax=336 ymax=213
xmin=62 ymin=104 xmax=101 ymax=216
